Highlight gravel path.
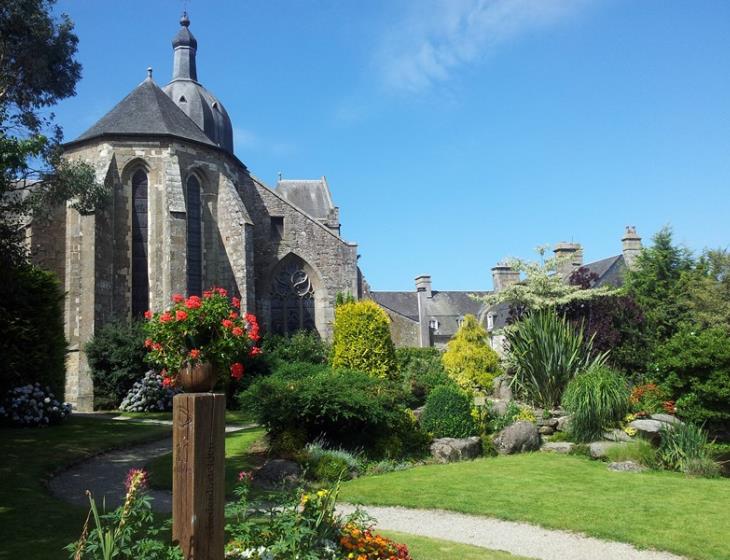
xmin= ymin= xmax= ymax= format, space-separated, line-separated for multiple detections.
xmin=336 ymin=504 xmax=685 ymax=560
xmin=49 ymin=436 xmax=685 ymax=560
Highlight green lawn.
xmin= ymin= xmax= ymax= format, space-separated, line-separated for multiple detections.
xmin=147 ymin=426 xmax=266 ymax=494
xmin=341 ymin=453 xmax=730 ymax=560
xmin=383 ymin=531 xmax=527 ymax=560
xmin=0 ymin=416 xmax=170 ymax=560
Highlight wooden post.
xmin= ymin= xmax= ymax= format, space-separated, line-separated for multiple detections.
xmin=172 ymin=393 xmax=226 ymax=560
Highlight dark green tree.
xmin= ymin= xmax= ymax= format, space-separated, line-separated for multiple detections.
xmin=0 ymin=0 xmax=104 ymax=266
xmin=623 ymin=226 xmax=693 ymax=346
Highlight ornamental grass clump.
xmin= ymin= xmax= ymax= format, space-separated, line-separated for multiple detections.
xmin=143 ymin=288 xmax=261 ymax=386
xmin=506 ymin=308 xmax=608 ymax=408
xmin=562 ymin=365 xmax=630 ymax=443
xmin=657 ymin=422 xmax=720 ymax=477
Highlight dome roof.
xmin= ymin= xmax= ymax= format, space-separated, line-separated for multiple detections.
xmin=163 ymin=13 xmax=234 ymax=153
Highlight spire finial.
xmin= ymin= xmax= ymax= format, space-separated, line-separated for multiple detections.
xmin=180 ymin=11 xmax=190 ymax=27
xmin=147 ymin=66 xmax=153 ymax=79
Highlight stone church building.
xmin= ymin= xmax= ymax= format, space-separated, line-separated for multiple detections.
xmin=27 ymin=14 xmax=359 ymax=410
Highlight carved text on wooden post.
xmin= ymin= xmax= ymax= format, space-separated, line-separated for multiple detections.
xmin=172 ymin=393 xmax=225 ymax=560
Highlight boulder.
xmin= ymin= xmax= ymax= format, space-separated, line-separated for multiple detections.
xmin=537 ymin=418 xmax=559 ymax=428
xmin=253 ymin=459 xmax=301 ymax=489
xmin=628 ymin=419 xmax=667 ymax=442
xmin=588 ymin=441 xmax=626 ymax=459
xmin=412 ymin=406 xmax=425 ymax=421
xmin=538 ymin=426 xmax=555 ymax=435
xmin=541 ymin=441 xmax=575 ymax=454
xmin=608 ymin=461 xmax=647 ymax=473
xmin=603 ymin=429 xmax=632 ymax=442
xmin=493 ymin=375 xmax=513 ymax=401
xmin=494 ymin=421 xmax=541 ymax=454
xmin=651 ymin=413 xmax=683 ymax=426
xmin=430 ymin=437 xmax=482 ymax=463
xmin=556 ymin=415 xmax=572 ymax=432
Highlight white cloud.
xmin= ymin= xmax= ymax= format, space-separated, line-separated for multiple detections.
xmin=377 ymin=0 xmax=593 ymax=94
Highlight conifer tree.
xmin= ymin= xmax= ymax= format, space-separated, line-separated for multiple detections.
xmin=442 ymin=314 xmax=501 ymax=391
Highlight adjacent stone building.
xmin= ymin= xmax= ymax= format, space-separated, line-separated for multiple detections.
xmin=371 ymin=227 xmax=642 ymax=350
xmin=26 ymin=14 xmax=359 ymax=410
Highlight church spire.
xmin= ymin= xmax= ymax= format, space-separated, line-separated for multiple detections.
xmin=171 ymin=11 xmax=197 ymax=82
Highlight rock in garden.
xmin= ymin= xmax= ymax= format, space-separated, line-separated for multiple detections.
xmin=556 ymin=415 xmax=572 ymax=432
xmin=493 ymin=375 xmax=513 ymax=401
xmin=588 ymin=441 xmax=626 ymax=459
xmin=494 ymin=421 xmax=541 ymax=454
xmin=537 ymin=417 xmax=559 ymax=428
xmin=628 ymin=419 xmax=666 ymax=442
xmin=651 ymin=413 xmax=683 ymax=426
xmin=412 ymin=406 xmax=425 ymax=421
xmin=490 ymin=399 xmax=509 ymax=417
xmin=430 ymin=437 xmax=482 ymax=463
xmin=253 ymin=459 xmax=301 ymax=489
xmin=608 ymin=461 xmax=647 ymax=473
xmin=603 ymin=429 xmax=632 ymax=442
xmin=538 ymin=426 xmax=555 ymax=435
xmin=541 ymin=442 xmax=575 ymax=454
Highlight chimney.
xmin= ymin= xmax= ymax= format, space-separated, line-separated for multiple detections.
xmin=553 ymin=242 xmax=583 ymax=277
xmin=415 ymin=274 xmax=432 ymax=298
xmin=415 ymin=275 xmax=432 ymax=347
xmin=491 ymin=263 xmax=520 ymax=293
xmin=622 ymin=226 xmax=642 ymax=269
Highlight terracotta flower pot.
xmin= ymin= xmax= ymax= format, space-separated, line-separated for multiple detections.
xmin=177 ymin=361 xmax=216 ymax=392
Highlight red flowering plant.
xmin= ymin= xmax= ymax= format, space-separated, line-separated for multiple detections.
xmin=629 ymin=383 xmax=670 ymax=417
xmin=143 ymin=288 xmax=261 ymax=386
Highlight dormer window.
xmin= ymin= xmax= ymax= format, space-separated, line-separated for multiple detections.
xmin=429 ymin=318 xmax=439 ymax=331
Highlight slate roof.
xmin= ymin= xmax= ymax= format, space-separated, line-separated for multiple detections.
xmin=371 ymin=291 xmax=418 ymax=321
xmin=371 ymin=290 xmax=490 ymax=337
xmin=69 ymin=77 xmax=217 ymax=149
xmin=582 ymin=254 xmax=627 ymax=287
xmin=276 ymin=178 xmax=336 ymax=222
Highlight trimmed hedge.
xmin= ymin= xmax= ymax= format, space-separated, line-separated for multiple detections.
xmin=420 ymin=385 xmax=477 ymax=438
xmin=331 ymin=299 xmax=397 ymax=378
xmin=0 ymin=265 xmax=66 ymax=399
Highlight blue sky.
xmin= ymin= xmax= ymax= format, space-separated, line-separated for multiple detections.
xmin=54 ymin=0 xmax=730 ymax=291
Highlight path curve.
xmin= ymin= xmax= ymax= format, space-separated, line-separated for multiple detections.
xmin=49 ymin=436 xmax=685 ymax=560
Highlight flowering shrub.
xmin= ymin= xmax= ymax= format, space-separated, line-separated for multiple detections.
xmin=340 ymin=523 xmax=412 ymax=559
xmin=143 ymin=289 xmax=261 ymax=386
xmin=629 ymin=383 xmax=669 ymax=416
xmin=0 ymin=383 xmax=71 ymax=427
xmin=224 ymin=474 xmax=411 ymax=560
xmin=119 ymin=371 xmax=180 ymax=412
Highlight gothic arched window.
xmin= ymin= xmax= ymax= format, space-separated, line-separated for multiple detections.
xmin=270 ymin=259 xmax=315 ymax=335
xmin=131 ymin=169 xmax=149 ymax=317
xmin=186 ymin=175 xmax=202 ymax=296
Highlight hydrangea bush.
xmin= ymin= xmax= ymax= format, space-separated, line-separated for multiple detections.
xmin=0 ymin=383 xmax=71 ymax=427
xmin=119 ymin=371 xmax=180 ymax=412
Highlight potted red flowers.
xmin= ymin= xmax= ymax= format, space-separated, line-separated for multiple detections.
xmin=143 ymin=288 xmax=260 ymax=391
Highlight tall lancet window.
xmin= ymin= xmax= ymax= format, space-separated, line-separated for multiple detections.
xmin=131 ymin=169 xmax=149 ymax=317
xmin=186 ymin=175 xmax=203 ymax=296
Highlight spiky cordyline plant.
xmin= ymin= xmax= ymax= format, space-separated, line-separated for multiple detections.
xmin=506 ymin=308 xmax=608 ymax=408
